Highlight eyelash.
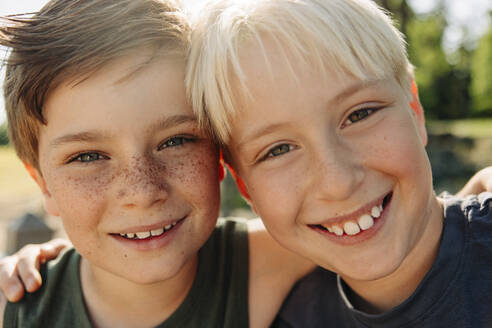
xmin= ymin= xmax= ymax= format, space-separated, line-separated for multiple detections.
xmin=158 ymin=135 xmax=196 ymax=150
xmin=67 ymin=152 xmax=108 ymax=164
xmin=257 ymin=107 xmax=381 ymax=162
xmin=65 ymin=136 xmax=196 ymax=164
xmin=342 ymin=107 xmax=380 ymax=127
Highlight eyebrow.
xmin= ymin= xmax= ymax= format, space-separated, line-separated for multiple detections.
xmin=148 ymin=114 xmax=197 ymax=132
xmin=235 ymin=122 xmax=293 ymax=152
xmin=50 ymin=114 xmax=198 ymax=148
xmin=50 ymin=131 xmax=107 ymax=148
xmin=332 ymin=79 xmax=383 ymax=104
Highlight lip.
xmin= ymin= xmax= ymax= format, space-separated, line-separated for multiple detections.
xmin=114 ymin=216 xmax=187 ymax=234
xmin=111 ymin=216 xmax=186 ymax=251
xmin=311 ymin=193 xmax=389 ymax=226
xmin=309 ymin=192 xmax=392 ymax=246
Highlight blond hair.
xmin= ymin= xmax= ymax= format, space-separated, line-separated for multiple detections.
xmin=1 ymin=0 xmax=190 ymax=169
xmin=187 ymin=0 xmax=414 ymax=144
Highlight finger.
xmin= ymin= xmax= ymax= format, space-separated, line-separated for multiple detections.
xmin=38 ymin=238 xmax=71 ymax=264
xmin=15 ymin=246 xmax=44 ymax=293
xmin=0 ymin=256 xmax=25 ymax=302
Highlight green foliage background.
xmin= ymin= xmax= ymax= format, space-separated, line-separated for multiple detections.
xmin=376 ymin=0 xmax=491 ymax=119
xmin=471 ymin=24 xmax=492 ymax=115
xmin=0 ymin=123 xmax=8 ymax=146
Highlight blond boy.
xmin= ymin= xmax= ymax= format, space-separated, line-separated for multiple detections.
xmin=185 ymin=0 xmax=492 ymax=326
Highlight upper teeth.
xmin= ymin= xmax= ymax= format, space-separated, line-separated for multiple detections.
xmin=320 ymin=204 xmax=383 ymax=237
xmin=358 ymin=214 xmax=373 ymax=230
xmin=371 ymin=206 xmax=381 ymax=218
xmin=151 ymin=228 xmax=164 ymax=236
xmin=119 ymin=222 xmax=177 ymax=240
xmin=343 ymin=221 xmax=360 ymax=235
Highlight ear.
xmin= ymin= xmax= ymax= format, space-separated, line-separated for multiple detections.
xmin=409 ymin=80 xmax=427 ymax=146
xmin=23 ymin=163 xmax=60 ymax=216
xmin=218 ymin=149 xmax=226 ymax=182
xmin=225 ymin=162 xmax=258 ymax=213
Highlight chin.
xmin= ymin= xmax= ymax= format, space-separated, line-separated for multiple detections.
xmin=336 ymin=253 xmax=406 ymax=283
xmin=98 ymin=255 xmax=191 ymax=285
xmin=121 ymin=264 xmax=185 ymax=285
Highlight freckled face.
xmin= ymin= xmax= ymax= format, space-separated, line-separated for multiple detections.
xmin=35 ymin=54 xmax=220 ymax=284
xmin=227 ymin=39 xmax=441 ymax=281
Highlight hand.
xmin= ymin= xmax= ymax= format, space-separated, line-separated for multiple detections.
xmin=0 ymin=239 xmax=70 ymax=302
xmin=456 ymin=167 xmax=492 ymax=197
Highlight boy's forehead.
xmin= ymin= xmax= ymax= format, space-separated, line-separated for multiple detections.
xmin=42 ymin=52 xmax=192 ymax=130
xmin=61 ymin=50 xmax=185 ymax=88
xmin=235 ymin=36 xmax=390 ymax=104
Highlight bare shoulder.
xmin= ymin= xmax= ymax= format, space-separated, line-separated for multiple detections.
xmin=0 ymin=291 xmax=7 ymax=328
xmin=247 ymin=218 xmax=314 ymax=328
xmin=247 ymin=218 xmax=314 ymax=279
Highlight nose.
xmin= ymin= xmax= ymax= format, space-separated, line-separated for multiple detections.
xmin=116 ymin=155 xmax=169 ymax=209
xmin=310 ymin=140 xmax=364 ymax=202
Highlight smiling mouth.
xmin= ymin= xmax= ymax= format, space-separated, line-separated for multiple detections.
xmin=112 ymin=217 xmax=185 ymax=241
xmin=310 ymin=192 xmax=392 ymax=237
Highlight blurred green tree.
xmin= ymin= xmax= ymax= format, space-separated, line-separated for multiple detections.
xmin=407 ymin=14 xmax=450 ymax=116
xmin=220 ymin=169 xmax=249 ymax=216
xmin=0 ymin=123 xmax=8 ymax=145
xmin=376 ymin=0 xmax=412 ymax=36
xmin=377 ymin=0 xmax=473 ymax=119
xmin=470 ymin=20 xmax=492 ymax=116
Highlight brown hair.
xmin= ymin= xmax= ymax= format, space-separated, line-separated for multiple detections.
xmin=1 ymin=0 xmax=190 ymax=169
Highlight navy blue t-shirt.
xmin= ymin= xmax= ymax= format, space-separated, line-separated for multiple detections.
xmin=273 ymin=193 xmax=492 ymax=328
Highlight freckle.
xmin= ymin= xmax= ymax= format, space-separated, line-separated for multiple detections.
xmin=124 ymin=254 xmax=128 ymax=258
xmin=118 ymin=190 xmax=126 ymax=199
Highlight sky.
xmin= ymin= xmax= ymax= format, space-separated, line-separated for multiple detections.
xmin=0 ymin=0 xmax=491 ymax=124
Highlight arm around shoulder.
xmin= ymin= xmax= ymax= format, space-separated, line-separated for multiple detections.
xmin=456 ymin=167 xmax=492 ymax=197
xmin=0 ymin=291 xmax=7 ymax=328
xmin=247 ymin=218 xmax=315 ymax=328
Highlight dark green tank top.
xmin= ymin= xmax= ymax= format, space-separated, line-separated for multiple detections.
xmin=4 ymin=218 xmax=249 ymax=328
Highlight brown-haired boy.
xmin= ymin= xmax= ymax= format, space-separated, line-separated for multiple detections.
xmin=0 ymin=0 xmax=310 ymax=327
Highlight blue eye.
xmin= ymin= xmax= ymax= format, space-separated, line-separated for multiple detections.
xmin=69 ymin=152 xmax=107 ymax=163
xmin=344 ymin=108 xmax=377 ymax=126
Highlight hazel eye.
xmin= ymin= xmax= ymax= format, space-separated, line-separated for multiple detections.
xmin=344 ymin=108 xmax=376 ymax=126
xmin=262 ymin=144 xmax=294 ymax=161
xmin=70 ymin=152 xmax=107 ymax=163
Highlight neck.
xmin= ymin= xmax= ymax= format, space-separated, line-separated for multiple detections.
xmin=342 ymin=196 xmax=444 ymax=314
xmin=80 ymin=255 xmax=197 ymax=328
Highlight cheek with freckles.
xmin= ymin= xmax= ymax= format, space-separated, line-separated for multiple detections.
xmin=174 ymin=144 xmax=221 ymax=211
xmin=41 ymin=158 xmax=117 ymax=211
xmin=246 ymin=165 xmax=305 ymax=236
xmin=40 ymin=166 xmax=114 ymax=252
xmin=40 ymin=141 xmax=220 ymax=234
